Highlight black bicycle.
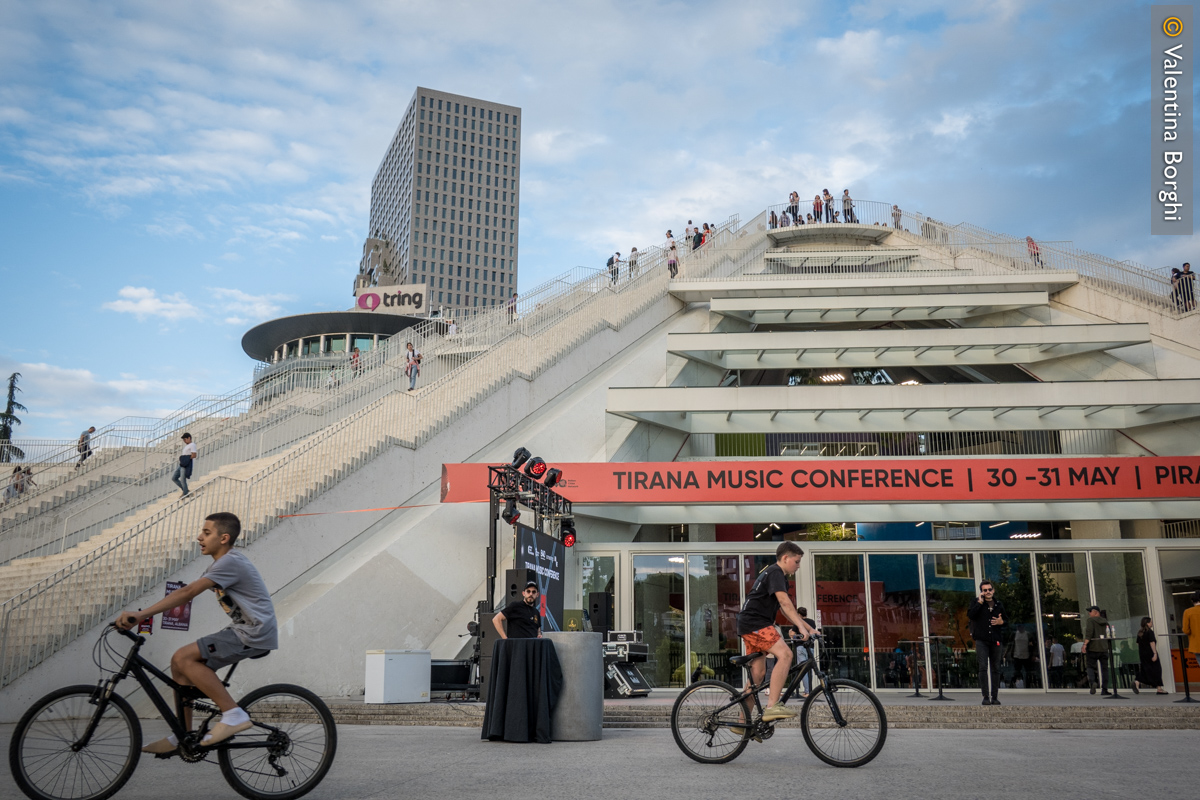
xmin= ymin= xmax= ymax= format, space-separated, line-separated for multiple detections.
xmin=670 ymin=636 xmax=887 ymax=767
xmin=8 ymin=625 xmax=337 ymax=800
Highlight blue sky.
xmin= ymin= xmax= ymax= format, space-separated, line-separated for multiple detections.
xmin=0 ymin=0 xmax=1194 ymax=439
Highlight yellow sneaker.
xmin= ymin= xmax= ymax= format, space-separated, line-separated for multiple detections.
xmin=761 ymin=703 xmax=797 ymax=721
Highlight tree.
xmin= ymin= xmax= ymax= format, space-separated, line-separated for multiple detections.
xmin=0 ymin=372 xmax=26 ymax=463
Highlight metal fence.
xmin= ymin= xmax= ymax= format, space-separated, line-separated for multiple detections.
xmin=1161 ymin=519 xmax=1200 ymax=539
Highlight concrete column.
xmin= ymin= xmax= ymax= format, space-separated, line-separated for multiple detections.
xmin=1119 ymin=520 xmax=1162 ymax=539
xmin=1071 ymin=520 xmax=1120 ymax=539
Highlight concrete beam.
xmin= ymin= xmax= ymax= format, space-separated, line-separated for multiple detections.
xmin=671 ymin=274 xmax=1077 ymax=304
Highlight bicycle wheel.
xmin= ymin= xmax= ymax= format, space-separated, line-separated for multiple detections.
xmin=670 ymin=680 xmax=752 ymax=765
xmin=8 ymin=685 xmax=141 ymax=800
xmin=218 ymin=684 xmax=337 ymax=800
xmin=800 ymin=678 xmax=887 ymax=768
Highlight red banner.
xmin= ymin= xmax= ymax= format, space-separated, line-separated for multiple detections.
xmin=441 ymin=458 xmax=1200 ymax=505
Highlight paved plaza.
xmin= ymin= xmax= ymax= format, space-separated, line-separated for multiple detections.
xmin=3 ymin=723 xmax=1196 ymax=800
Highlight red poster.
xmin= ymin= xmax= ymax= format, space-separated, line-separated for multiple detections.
xmin=161 ymin=580 xmax=192 ymax=632
xmin=442 ymin=457 xmax=1200 ymax=505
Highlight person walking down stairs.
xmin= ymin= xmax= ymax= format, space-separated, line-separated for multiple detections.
xmin=405 ymin=342 xmax=422 ymax=391
xmin=172 ymin=432 xmax=197 ymax=498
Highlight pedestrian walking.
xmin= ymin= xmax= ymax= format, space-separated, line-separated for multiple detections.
xmin=685 ymin=221 xmax=695 ymax=247
xmin=667 ymin=241 xmax=678 ymax=279
xmin=692 ymin=227 xmax=702 ymax=252
xmin=1133 ymin=616 xmax=1167 ymax=694
xmin=1010 ymin=626 xmax=1037 ymax=688
xmin=1179 ymin=263 xmax=1196 ymax=311
xmin=19 ymin=466 xmax=35 ymax=497
xmin=607 ymin=251 xmax=621 ymax=284
xmin=74 ymin=426 xmax=95 ymax=470
xmin=507 ymin=292 xmax=518 ymax=323
xmin=404 ymin=342 xmax=422 ymax=391
xmin=628 ymin=247 xmax=639 ymax=278
xmin=3 ymin=466 xmax=19 ymax=503
xmin=892 ymin=204 xmax=902 ymax=229
xmin=171 ymin=432 xmax=197 ymax=498
xmin=813 ymin=194 xmax=823 ymax=223
xmin=350 ymin=347 xmax=361 ymax=378
xmin=1183 ymin=591 xmax=1200 ymax=673
xmin=968 ymin=580 xmax=1007 ymax=705
xmin=794 ymin=606 xmax=818 ymax=697
xmin=842 ymin=190 xmax=857 ymax=223
xmin=822 ymin=189 xmax=835 ymax=223
xmin=1082 ymin=605 xmax=1111 ymax=695
xmin=447 ymin=319 xmax=458 ymax=336
xmin=1046 ymin=636 xmax=1066 ymax=687
xmin=325 ymin=368 xmax=339 ymax=391
xmin=1026 ymin=236 xmax=1043 ymax=267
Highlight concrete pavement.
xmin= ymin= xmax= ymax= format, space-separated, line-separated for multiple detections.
xmin=3 ymin=723 xmax=1196 ymax=800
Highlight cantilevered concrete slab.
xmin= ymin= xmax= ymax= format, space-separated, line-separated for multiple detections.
xmin=574 ymin=500 xmax=1200 ymax=525
xmin=766 ymin=223 xmax=891 ymax=247
xmin=669 ymin=272 xmax=1079 ymax=303
xmin=709 ymin=292 xmax=1050 ymax=324
xmin=763 ymin=248 xmax=921 ymax=268
xmin=607 ymin=380 xmax=1200 ymax=433
xmin=666 ymin=323 xmax=1151 ymax=370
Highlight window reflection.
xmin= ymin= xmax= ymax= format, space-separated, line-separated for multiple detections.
xmin=688 ymin=555 xmax=742 ymax=686
xmin=633 ymin=555 xmax=685 ymax=688
xmin=868 ymin=554 xmax=924 ymax=690
xmin=982 ymin=553 xmax=1043 ymax=689
xmin=923 ymin=553 xmax=978 ymax=690
xmin=1035 ymin=553 xmax=1091 ymax=689
xmin=813 ymin=554 xmax=871 ymax=684
xmin=1091 ymin=552 xmax=1150 ymax=691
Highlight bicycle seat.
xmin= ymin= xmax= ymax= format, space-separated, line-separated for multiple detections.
xmin=729 ymin=652 xmax=766 ymax=667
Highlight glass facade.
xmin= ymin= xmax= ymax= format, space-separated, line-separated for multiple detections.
xmin=597 ymin=544 xmax=1161 ymax=694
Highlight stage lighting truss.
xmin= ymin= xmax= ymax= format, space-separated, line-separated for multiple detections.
xmin=488 ymin=464 xmax=572 ymax=525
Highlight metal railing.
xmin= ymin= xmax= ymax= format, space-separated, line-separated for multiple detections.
xmin=1161 ymin=519 xmax=1200 ymax=539
xmin=686 ymin=429 xmax=1133 ymax=460
xmin=0 ymin=229 xmax=704 ymax=687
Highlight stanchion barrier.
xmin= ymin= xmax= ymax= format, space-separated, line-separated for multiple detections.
xmin=1162 ymin=632 xmax=1199 ymax=704
xmin=928 ymin=636 xmax=955 ymax=701
xmin=1099 ymin=635 xmax=1126 ymax=700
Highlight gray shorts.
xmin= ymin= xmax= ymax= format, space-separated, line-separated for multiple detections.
xmin=196 ymin=629 xmax=270 ymax=670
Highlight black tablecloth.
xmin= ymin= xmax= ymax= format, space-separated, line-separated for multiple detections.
xmin=481 ymin=638 xmax=563 ymax=743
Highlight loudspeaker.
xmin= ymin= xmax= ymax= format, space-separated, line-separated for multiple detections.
xmin=589 ymin=591 xmax=614 ymax=638
xmin=505 ymin=568 xmax=534 ymax=605
xmin=477 ymin=611 xmax=497 ymax=702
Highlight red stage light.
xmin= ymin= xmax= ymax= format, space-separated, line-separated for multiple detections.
xmin=523 ymin=457 xmax=548 ymax=479
xmin=563 ymin=531 xmax=576 ymax=547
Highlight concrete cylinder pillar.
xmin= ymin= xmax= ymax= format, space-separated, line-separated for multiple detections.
xmin=544 ymin=632 xmax=603 ymax=742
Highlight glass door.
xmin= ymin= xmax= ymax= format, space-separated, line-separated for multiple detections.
xmin=1034 ymin=552 xmax=1091 ymax=689
xmin=633 ymin=555 xmax=686 ymax=688
xmin=687 ymin=555 xmax=742 ymax=686
xmin=922 ymin=553 xmax=979 ymax=691
xmin=813 ymin=554 xmax=871 ymax=685
xmin=868 ymin=554 xmax=925 ymax=690
xmin=1090 ymin=551 xmax=1151 ymax=692
xmin=981 ymin=553 xmax=1043 ymax=689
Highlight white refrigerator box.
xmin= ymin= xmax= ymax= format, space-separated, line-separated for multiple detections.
xmin=364 ymin=650 xmax=431 ymax=703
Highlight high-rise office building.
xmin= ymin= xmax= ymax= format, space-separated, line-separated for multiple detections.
xmin=357 ymin=87 xmax=521 ymax=315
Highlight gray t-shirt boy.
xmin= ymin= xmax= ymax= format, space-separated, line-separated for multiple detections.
xmin=203 ymin=550 xmax=278 ymax=650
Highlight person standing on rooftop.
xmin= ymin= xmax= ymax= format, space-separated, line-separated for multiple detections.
xmin=507 ymin=292 xmax=518 ymax=323
xmin=667 ymin=241 xmax=678 ymax=279
xmin=892 ymin=204 xmax=902 ymax=229
xmin=1026 ymin=236 xmax=1043 ymax=267
xmin=788 ymin=191 xmax=800 ymax=222
xmin=813 ymin=195 xmax=823 ymax=223
xmin=628 ymin=247 xmax=639 ymax=278
xmin=842 ymin=190 xmax=857 ymax=223
xmin=822 ymin=189 xmax=834 ymax=223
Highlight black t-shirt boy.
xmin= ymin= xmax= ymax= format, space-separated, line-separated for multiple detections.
xmin=737 ymin=563 xmax=790 ymax=635
xmin=499 ymin=599 xmax=542 ymax=639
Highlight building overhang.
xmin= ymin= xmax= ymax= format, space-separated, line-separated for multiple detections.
xmin=241 ymin=310 xmax=425 ymax=361
xmin=666 ymin=324 xmax=1152 ymax=370
xmin=573 ymin=500 xmax=1200 ymax=525
xmin=668 ymin=272 xmax=1079 ymax=303
xmin=606 ymin=380 xmax=1200 ymax=433
xmin=766 ymin=223 xmax=892 ymax=247
xmin=708 ymin=291 xmax=1049 ymax=324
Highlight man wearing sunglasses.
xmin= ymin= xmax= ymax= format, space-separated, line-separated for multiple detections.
xmin=968 ymin=580 xmax=1007 ymax=705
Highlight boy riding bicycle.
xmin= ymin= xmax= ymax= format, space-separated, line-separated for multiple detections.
xmin=115 ymin=511 xmax=277 ymax=754
xmin=736 ymin=541 xmax=818 ymax=721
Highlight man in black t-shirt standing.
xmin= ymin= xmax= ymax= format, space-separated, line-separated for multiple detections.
xmin=493 ymin=581 xmax=543 ymax=639
xmin=737 ymin=542 xmax=818 ymax=721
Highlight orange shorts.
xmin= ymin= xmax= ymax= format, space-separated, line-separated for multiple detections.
xmin=741 ymin=625 xmax=781 ymax=654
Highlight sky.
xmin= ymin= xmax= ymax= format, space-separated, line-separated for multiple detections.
xmin=0 ymin=0 xmax=1195 ymax=440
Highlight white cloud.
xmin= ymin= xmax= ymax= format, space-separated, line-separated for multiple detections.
xmin=102 ymin=286 xmax=200 ymax=321
xmin=209 ymin=287 xmax=294 ymax=326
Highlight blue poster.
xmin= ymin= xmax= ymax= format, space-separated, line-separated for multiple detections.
xmin=515 ymin=523 xmax=565 ymax=632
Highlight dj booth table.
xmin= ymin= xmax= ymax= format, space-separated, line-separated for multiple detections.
xmin=480 ymin=638 xmax=564 ymax=743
